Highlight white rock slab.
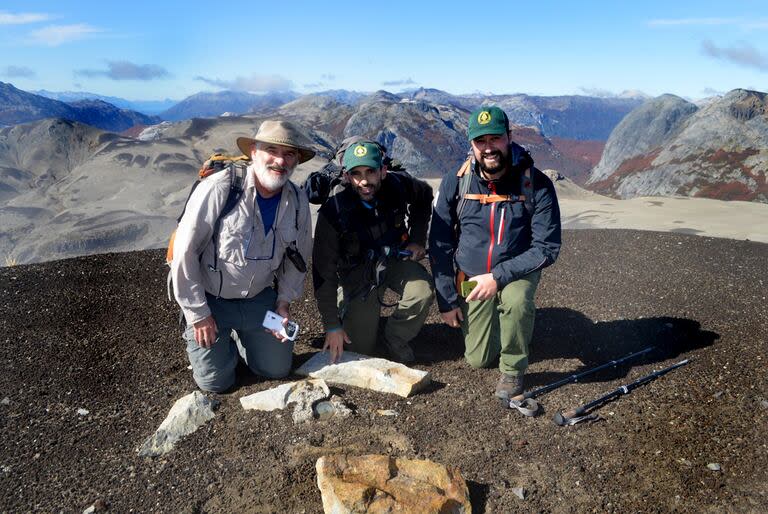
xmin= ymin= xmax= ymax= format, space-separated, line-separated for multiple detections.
xmin=137 ymin=391 xmax=217 ymax=457
xmin=295 ymin=351 xmax=431 ymax=398
xmin=240 ymin=379 xmax=330 ymax=423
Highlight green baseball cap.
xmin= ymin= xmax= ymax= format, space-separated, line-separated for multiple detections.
xmin=342 ymin=141 xmax=384 ymax=171
xmin=467 ymin=106 xmax=509 ymax=141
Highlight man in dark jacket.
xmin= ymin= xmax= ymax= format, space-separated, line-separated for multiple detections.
xmin=313 ymin=140 xmax=434 ymax=364
xmin=429 ymin=106 xmax=561 ymax=399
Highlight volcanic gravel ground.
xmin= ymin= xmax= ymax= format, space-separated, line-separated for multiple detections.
xmin=1 ymin=229 xmax=766 ymax=513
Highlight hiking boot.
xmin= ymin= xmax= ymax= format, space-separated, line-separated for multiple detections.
xmin=382 ymin=337 xmax=415 ymax=364
xmin=495 ymin=373 xmax=524 ymax=400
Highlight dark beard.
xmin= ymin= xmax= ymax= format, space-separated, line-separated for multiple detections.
xmin=478 ymin=151 xmax=506 ymax=174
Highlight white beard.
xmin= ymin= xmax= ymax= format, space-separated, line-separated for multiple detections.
xmin=252 ymin=162 xmax=293 ymax=192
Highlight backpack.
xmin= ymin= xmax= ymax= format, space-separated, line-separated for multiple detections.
xmin=166 ymin=153 xmax=249 ymax=266
xmin=303 ymin=136 xmax=406 ymax=206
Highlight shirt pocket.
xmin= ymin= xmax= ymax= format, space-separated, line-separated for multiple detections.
xmin=217 ymin=211 xmax=249 ymax=267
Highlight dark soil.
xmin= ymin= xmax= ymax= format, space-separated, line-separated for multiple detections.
xmin=1 ymin=229 xmax=766 ymax=513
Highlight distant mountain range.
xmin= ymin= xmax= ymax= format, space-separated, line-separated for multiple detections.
xmin=1 ymin=82 xmax=160 ymax=132
xmin=32 ymin=89 xmax=177 ymax=115
xmin=6 ymin=82 xmax=643 ymax=143
xmin=588 ymin=89 xmax=767 ymax=202
xmin=159 ymin=90 xmax=300 ymax=121
xmin=403 ymin=88 xmax=646 ymax=140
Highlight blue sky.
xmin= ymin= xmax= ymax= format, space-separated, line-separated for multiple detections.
xmin=1 ymin=0 xmax=767 ymax=101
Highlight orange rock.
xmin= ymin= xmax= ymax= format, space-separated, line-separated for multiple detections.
xmin=316 ymin=454 xmax=471 ymax=513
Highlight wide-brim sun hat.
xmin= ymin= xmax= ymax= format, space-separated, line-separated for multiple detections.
xmin=236 ymin=120 xmax=316 ymax=163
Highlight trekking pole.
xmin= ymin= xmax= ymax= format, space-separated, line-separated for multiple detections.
xmin=552 ymin=359 xmax=690 ymax=426
xmin=508 ymin=346 xmax=655 ymax=417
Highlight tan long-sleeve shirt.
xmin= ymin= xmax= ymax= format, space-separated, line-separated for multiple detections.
xmin=171 ymin=167 xmax=311 ymax=325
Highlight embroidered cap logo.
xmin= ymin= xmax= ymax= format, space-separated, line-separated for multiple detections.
xmin=353 ymin=145 xmax=368 ymax=157
xmin=478 ymin=111 xmax=492 ymax=125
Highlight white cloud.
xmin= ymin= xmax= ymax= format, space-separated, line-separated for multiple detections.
xmin=578 ymin=87 xmax=616 ymax=98
xmin=701 ymin=40 xmax=768 ymax=71
xmin=0 ymin=11 xmax=50 ymax=25
xmin=382 ymin=78 xmax=416 ymax=86
xmin=75 ymin=61 xmax=170 ymax=80
xmin=1 ymin=65 xmax=36 ymax=78
xmin=194 ymin=74 xmax=294 ymax=92
xmin=28 ymin=24 xmax=102 ymax=46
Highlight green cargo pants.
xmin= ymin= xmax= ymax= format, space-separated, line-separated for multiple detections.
xmin=339 ymin=259 xmax=434 ymax=355
xmin=460 ymin=270 xmax=541 ymax=375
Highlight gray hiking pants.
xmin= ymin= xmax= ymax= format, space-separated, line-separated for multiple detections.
xmin=183 ymin=288 xmax=294 ymax=392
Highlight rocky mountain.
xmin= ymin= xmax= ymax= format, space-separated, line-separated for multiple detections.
xmin=587 ymin=89 xmax=768 ymax=202
xmin=341 ymin=94 xmax=469 ymax=176
xmin=1 ymin=81 xmax=80 ymax=126
xmin=0 ymin=82 xmax=160 ymax=132
xmin=309 ymin=90 xmax=369 ymax=106
xmin=0 ymin=116 xmax=334 ymax=264
xmin=67 ymin=100 xmax=160 ymax=132
xmin=159 ymin=90 xmax=299 ymax=121
xmin=508 ymin=125 xmax=604 ymax=185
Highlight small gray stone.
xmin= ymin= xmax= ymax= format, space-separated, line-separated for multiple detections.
xmin=138 ymin=391 xmax=217 ymax=457
xmin=77 ymin=408 xmax=89 ymax=416
xmin=0 ymin=397 xmax=10 ymax=406
xmin=707 ymin=463 xmax=722 ymax=472
xmin=314 ymin=401 xmax=336 ymax=420
xmin=313 ymin=395 xmax=352 ymax=421
xmin=760 ymin=400 xmax=768 ymax=409
xmin=82 ymin=499 xmax=108 ymax=513
xmin=511 ymin=487 xmax=526 ymax=500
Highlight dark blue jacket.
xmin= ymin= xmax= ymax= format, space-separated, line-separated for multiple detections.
xmin=429 ymin=143 xmax=562 ymax=312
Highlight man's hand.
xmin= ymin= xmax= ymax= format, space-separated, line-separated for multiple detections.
xmin=267 ymin=301 xmax=293 ymax=343
xmin=322 ymin=329 xmax=352 ymax=364
xmin=440 ymin=308 xmax=464 ymax=329
xmin=193 ymin=316 xmax=218 ymax=349
xmin=404 ymin=243 xmax=426 ymax=261
xmin=465 ymin=273 xmax=498 ymax=302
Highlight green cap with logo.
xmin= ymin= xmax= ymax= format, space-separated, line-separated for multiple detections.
xmin=467 ymin=106 xmax=509 ymax=141
xmin=342 ymin=141 xmax=384 ymax=171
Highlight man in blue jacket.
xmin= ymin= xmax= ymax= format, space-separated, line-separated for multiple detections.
xmin=429 ymin=106 xmax=561 ymax=400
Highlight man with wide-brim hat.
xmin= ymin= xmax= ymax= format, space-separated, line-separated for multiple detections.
xmin=236 ymin=120 xmax=316 ymax=164
xmin=171 ymin=119 xmax=315 ymax=393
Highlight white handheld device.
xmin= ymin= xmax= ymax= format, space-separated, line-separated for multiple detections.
xmin=262 ymin=310 xmax=299 ymax=341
